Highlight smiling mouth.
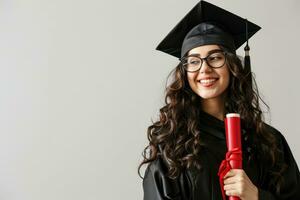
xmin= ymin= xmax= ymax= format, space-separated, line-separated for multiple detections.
xmin=198 ymin=78 xmax=218 ymax=87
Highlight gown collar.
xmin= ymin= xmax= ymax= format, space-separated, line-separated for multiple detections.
xmin=198 ymin=110 xmax=226 ymax=140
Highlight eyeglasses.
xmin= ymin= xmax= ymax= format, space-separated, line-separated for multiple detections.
xmin=180 ymin=50 xmax=227 ymax=72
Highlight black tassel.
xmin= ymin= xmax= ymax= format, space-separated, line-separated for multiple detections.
xmin=244 ymin=44 xmax=251 ymax=75
xmin=244 ymin=19 xmax=252 ymax=88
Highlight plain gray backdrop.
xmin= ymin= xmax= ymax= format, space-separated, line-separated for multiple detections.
xmin=0 ymin=0 xmax=299 ymax=199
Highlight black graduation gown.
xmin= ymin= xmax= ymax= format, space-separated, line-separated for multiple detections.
xmin=142 ymin=111 xmax=300 ymax=200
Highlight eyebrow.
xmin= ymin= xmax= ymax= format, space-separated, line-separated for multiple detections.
xmin=188 ymin=49 xmax=223 ymax=57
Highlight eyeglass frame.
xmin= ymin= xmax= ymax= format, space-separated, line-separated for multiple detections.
xmin=179 ymin=50 xmax=228 ymax=72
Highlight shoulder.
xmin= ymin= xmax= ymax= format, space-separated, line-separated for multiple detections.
xmin=262 ymin=122 xmax=285 ymax=144
xmin=144 ymin=156 xmax=168 ymax=178
xmin=143 ymin=156 xmax=183 ymax=199
xmin=262 ymin=122 xmax=296 ymax=162
xmin=263 ymin=122 xmax=281 ymax=136
xmin=144 ymin=145 xmax=170 ymax=178
xmin=261 ymin=124 xmax=300 ymax=198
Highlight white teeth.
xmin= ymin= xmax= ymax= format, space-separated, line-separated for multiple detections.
xmin=199 ymin=79 xmax=217 ymax=84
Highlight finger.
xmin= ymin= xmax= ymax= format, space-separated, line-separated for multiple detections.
xmin=230 ymin=169 xmax=243 ymax=174
xmin=223 ymin=169 xmax=235 ymax=179
xmin=224 ymin=182 xmax=236 ymax=191
xmin=224 ymin=177 xmax=237 ymax=185
xmin=224 ymin=169 xmax=246 ymax=180
xmin=225 ymin=189 xmax=241 ymax=197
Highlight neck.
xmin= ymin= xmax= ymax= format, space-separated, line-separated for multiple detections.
xmin=201 ymin=96 xmax=225 ymax=121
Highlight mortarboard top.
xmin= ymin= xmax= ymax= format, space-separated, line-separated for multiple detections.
xmin=156 ymin=0 xmax=261 ymax=58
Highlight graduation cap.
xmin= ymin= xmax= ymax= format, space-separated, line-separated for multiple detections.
xmin=156 ymin=0 xmax=261 ymax=77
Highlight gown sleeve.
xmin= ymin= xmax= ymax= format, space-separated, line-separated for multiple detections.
xmin=142 ymin=156 xmax=191 ymax=200
xmin=258 ymin=128 xmax=300 ymax=199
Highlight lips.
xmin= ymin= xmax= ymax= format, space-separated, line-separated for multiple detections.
xmin=198 ymin=77 xmax=219 ymax=87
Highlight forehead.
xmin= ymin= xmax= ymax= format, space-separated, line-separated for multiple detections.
xmin=188 ymin=45 xmax=221 ymax=56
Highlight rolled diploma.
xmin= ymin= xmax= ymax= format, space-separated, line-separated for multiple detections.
xmin=225 ymin=113 xmax=242 ymax=200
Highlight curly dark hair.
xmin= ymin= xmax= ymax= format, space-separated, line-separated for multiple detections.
xmin=138 ymin=46 xmax=287 ymax=194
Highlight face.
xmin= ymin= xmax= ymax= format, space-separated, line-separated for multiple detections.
xmin=185 ymin=45 xmax=230 ymax=101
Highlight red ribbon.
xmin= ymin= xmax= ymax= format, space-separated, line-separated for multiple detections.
xmin=218 ymin=148 xmax=242 ymax=200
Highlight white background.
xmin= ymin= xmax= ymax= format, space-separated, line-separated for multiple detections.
xmin=0 ymin=0 xmax=299 ymax=199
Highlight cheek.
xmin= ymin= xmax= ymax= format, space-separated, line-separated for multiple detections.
xmin=187 ymin=73 xmax=196 ymax=87
xmin=221 ymin=68 xmax=231 ymax=89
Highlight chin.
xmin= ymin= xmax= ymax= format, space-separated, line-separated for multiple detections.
xmin=193 ymin=88 xmax=225 ymax=100
xmin=199 ymin=93 xmax=219 ymax=99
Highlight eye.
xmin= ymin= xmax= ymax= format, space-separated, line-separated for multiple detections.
xmin=190 ymin=60 xmax=200 ymax=64
xmin=187 ymin=57 xmax=201 ymax=65
xmin=208 ymin=53 xmax=224 ymax=62
xmin=210 ymin=56 xmax=221 ymax=61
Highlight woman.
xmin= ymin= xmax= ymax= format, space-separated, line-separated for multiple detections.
xmin=138 ymin=1 xmax=300 ymax=199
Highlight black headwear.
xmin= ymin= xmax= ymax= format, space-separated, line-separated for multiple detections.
xmin=155 ymin=0 xmax=260 ymax=74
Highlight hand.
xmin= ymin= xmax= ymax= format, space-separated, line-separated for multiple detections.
xmin=223 ymin=169 xmax=258 ymax=200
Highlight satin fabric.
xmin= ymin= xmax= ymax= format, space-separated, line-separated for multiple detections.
xmin=143 ymin=111 xmax=300 ymax=199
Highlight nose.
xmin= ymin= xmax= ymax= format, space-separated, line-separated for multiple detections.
xmin=199 ymin=60 xmax=212 ymax=73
